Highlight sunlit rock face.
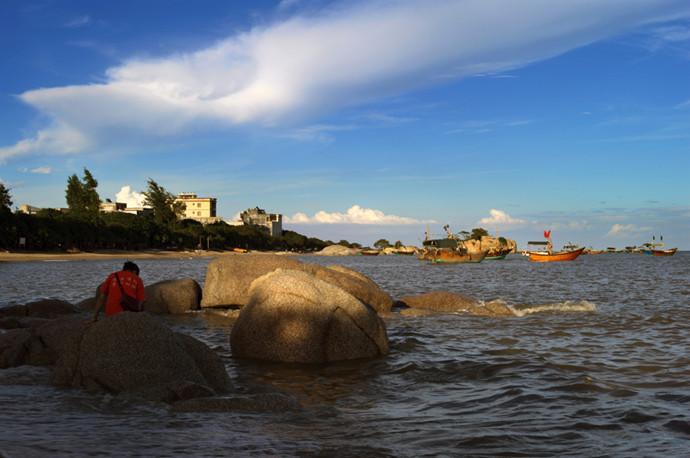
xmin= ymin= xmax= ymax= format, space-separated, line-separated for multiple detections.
xmin=230 ymin=269 xmax=389 ymax=363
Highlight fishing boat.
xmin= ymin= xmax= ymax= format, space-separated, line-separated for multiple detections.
xmin=651 ymin=248 xmax=678 ymax=256
xmin=419 ymin=225 xmax=487 ymax=263
xmin=527 ymin=230 xmax=584 ymax=262
xmin=639 ymin=236 xmax=677 ymax=256
xmin=360 ymin=249 xmax=380 ymax=256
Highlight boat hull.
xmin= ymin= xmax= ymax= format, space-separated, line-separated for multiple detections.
xmin=484 ymin=254 xmax=507 ymax=261
xmin=426 ymin=249 xmax=487 ymax=264
xmin=652 ymin=248 xmax=677 ymax=256
xmin=528 ymin=247 xmax=585 ymax=262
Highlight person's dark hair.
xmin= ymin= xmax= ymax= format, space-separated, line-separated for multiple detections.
xmin=122 ymin=261 xmax=140 ymax=275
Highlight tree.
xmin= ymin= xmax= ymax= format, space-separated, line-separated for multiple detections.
xmin=65 ymin=168 xmax=100 ymax=221
xmin=142 ymin=178 xmax=185 ymax=228
xmin=0 ymin=183 xmax=12 ymax=210
xmin=470 ymin=228 xmax=489 ymax=240
xmin=394 ymin=240 xmax=403 ymax=249
xmin=374 ymin=238 xmax=390 ymax=249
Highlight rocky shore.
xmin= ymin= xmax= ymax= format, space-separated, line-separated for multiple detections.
xmin=0 ymin=254 xmax=530 ymax=411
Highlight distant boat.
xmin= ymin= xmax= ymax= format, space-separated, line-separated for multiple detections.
xmin=651 ymin=248 xmax=677 ymax=256
xmin=527 ymin=230 xmax=584 ymax=262
xmin=418 ymin=225 xmax=487 ymax=263
xmin=360 ymin=249 xmax=380 ymax=256
xmin=529 ymin=247 xmax=585 ymax=262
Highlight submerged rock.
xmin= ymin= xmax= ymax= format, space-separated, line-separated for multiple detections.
xmin=143 ymin=278 xmax=202 ymax=314
xmin=398 ymin=291 xmax=515 ymax=317
xmin=231 ymin=269 xmax=389 ymax=363
xmin=0 ymin=299 xmax=78 ymax=319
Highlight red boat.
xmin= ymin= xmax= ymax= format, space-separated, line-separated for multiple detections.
xmin=527 ymin=230 xmax=584 ymax=262
xmin=529 ymin=247 xmax=585 ymax=262
xmin=651 ymin=248 xmax=677 ymax=256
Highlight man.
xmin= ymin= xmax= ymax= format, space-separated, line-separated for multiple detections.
xmin=93 ymin=261 xmax=145 ymax=321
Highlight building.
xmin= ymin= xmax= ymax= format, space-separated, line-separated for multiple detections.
xmin=240 ymin=207 xmax=283 ymax=237
xmin=99 ymin=200 xmax=127 ymax=213
xmin=17 ymin=204 xmax=42 ymax=215
xmin=174 ymin=192 xmax=220 ymax=224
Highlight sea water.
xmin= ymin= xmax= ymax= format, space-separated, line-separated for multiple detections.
xmin=1 ymin=253 xmax=689 ymax=456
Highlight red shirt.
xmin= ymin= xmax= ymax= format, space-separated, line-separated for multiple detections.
xmin=99 ymin=270 xmax=145 ymax=316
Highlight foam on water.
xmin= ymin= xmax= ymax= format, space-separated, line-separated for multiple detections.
xmin=508 ymin=300 xmax=598 ymax=317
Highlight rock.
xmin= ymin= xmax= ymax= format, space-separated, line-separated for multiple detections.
xmin=398 ymin=291 xmax=480 ymax=312
xmin=308 ymin=264 xmax=393 ymax=313
xmin=202 ymin=255 xmax=393 ymax=313
xmin=0 ymin=329 xmax=32 ymax=368
xmin=201 ymin=255 xmax=302 ymax=308
xmin=0 ymin=305 xmax=28 ymax=318
xmin=26 ymin=299 xmax=79 ymax=318
xmin=313 ymin=245 xmax=360 ymax=256
xmin=398 ymin=291 xmax=516 ymax=317
xmin=0 ymin=316 xmax=51 ymax=330
xmin=75 ymin=292 xmax=98 ymax=311
xmin=75 ymin=313 xmax=231 ymax=401
xmin=172 ymin=392 xmax=301 ymax=413
xmin=143 ymin=278 xmax=202 ymax=314
xmin=462 ymin=236 xmax=518 ymax=255
xmin=34 ymin=318 xmax=89 ymax=384
xmin=231 ymin=269 xmax=389 ymax=363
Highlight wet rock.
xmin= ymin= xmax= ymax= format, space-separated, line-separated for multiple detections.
xmin=74 ymin=313 xmax=231 ymax=401
xmin=0 ymin=316 xmax=51 ymax=330
xmin=172 ymin=392 xmax=301 ymax=413
xmin=143 ymin=278 xmax=202 ymax=314
xmin=202 ymin=254 xmax=392 ymax=313
xmin=35 ymin=317 xmax=89 ymax=384
xmin=231 ymin=269 xmax=389 ymax=363
xmin=0 ymin=304 xmax=28 ymax=318
xmin=397 ymin=292 xmax=515 ymax=317
xmin=398 ymin=291 xmax=480 ymax=312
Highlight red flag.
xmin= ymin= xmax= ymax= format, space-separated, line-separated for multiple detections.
xmin=544 ymin=230 xmax=551 ymax=239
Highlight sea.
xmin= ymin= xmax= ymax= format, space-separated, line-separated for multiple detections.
xmin=1 ymin=252 xmax=689 ymax=457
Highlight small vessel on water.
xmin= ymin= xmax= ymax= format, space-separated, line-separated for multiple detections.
xmin=527 ymin=230 xmax=584 ymax=262
xmin=419 ymin=225 xmax=487 ymax=264
xmin=360 ymin=249 xmax=381 ymax=256
xmin=639 ymin=235 xmax=677 ymax=257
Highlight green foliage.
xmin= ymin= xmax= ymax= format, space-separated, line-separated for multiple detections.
xmin=0 ymin=183 xmax=12 ymax=210
xmin=374 ymin=238 xmax=390 ymax=249
xmin=65 ymin=168 xmax=101 ymax=221
xmin=459 ymin=230 xmax=471 ymax=240
xmin=394 ymin=240 xmax=403 ymax=249
xmin=143 ymin=178 xmax=185 ymax=229
xmin=470 ymin=227 xmax=489 ymax=240
xmin=498 ymin=236 xmax=507 ymax=246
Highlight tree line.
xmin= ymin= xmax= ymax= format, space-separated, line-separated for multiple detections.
xmin=0 ymin=171 xmax=343 ymax=252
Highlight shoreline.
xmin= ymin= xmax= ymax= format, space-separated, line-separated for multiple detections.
xmin=0 ymin=249 xmax=239 ymax=263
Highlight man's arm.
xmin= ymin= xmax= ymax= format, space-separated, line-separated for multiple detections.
xmin=93 ymin=280 xmax=108 ymax=321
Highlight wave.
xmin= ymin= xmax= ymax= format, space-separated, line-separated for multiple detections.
xmin=507 ymin=300 xmax=597 ymax=317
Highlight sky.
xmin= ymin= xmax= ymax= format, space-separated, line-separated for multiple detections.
xmin=1 ymin=0 xmax=689 ymax=249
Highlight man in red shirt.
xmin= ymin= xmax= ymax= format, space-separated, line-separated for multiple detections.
xmin=92 ymin=261 xmax=145 ymax=321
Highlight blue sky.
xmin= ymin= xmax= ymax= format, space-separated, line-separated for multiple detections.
xmin=1 ymin=0 xmax=689 ymax=248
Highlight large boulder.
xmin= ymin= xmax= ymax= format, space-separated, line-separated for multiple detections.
xmin=26 ymin=299 xmax=79 ymax=318
xmin=202 ymin=255 xmax=393 ymax=313
xmin=143 ymin=279 xmax=202 ymax=314
xmin=398 ymin=291 xmax=515 ymax=317
xmin=202 ymin=255 xmax=302 ymax=308
xmin=0 ymin=329 xmax=33 ymax=368
xmin=230 ymin=269 xmax=389 ymax=363
xmin=75 ymin=313 xmax=231 ymax=401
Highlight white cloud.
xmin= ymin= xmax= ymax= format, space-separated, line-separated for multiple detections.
xmin=115 ymin=185 xmax=147 ymax=208
xmin=28 ymin=166 xmax=52 ymax=174
xmin=64 ymin=15 xmax=91 ymax=28
xmin=606 ymin=223 xmax=651 ymax=237
xmin=285 ymin=204 xmax=432 ymax=225
xmin=479 ymin=209 xmax=525 ymax=226
xmin=3 ymin=0 xmax=690 ymax=160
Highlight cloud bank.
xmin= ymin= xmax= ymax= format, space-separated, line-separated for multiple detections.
xmin=285 ymin=205 xmax=432 ymax=225
xmin=115 ymin=185 xmax=147 ymax=208
xmin=479 ymin=208 xmax=525 ymax=226
xmin=2 ymin=0 xmax=689 ymax=161
xmin=606 ymin=223 xmax=651 ymax=237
